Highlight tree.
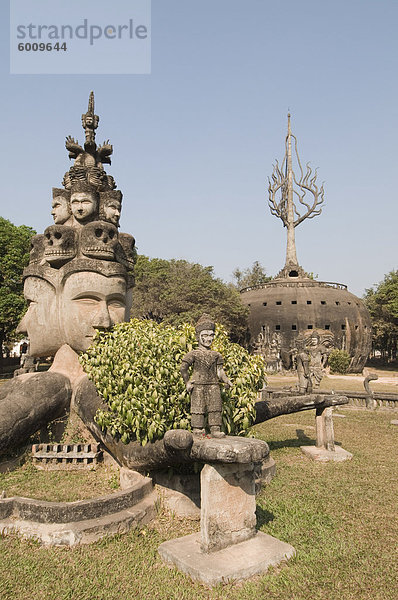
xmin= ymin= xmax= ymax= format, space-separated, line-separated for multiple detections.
xmin=0 ymin=218 xmax=35 ymax=357
xmin=364 ymin=270 xmax=398 ymax=361
xmin=232 ymin=261 xmax=271 ymax=290
xmin=130 ymin=256 xmax=249 ymax=343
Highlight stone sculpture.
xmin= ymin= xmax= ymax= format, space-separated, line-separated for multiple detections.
xmin=296 ymin=339 xmax=312 ymax=394
xmin=180 ymin=314 xmax=232 ymax=438
xmin=0 ymin=92 xmax=135 ymax=455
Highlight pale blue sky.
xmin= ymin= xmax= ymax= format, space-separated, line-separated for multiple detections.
xmin=1 ymin=0 xmax=397 ymax=297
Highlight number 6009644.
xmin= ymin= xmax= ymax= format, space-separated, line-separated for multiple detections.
xmin=18 ymin=42 xmax=67 ymax=51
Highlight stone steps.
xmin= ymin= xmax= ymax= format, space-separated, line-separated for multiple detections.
xmin=0 ymin=476 xmax=156 ymax=546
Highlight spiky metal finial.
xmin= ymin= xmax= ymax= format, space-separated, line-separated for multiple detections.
xmin=268 ymin=114 xmax=325 ymax=277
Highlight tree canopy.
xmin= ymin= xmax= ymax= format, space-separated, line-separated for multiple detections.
xmin=0 ymin=217 xmax=35 ymax=354
xmin=232 ymin=261 xmax=271 ymax=290
xmin=364 ymin=270 xmax=398 ymax=361
xmin=131 ymin=256 xmax=249 ymax=343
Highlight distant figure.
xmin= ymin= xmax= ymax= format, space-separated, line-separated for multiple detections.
xmin=180 ymin=314 xmax=232 ymax=438
xmin=19 ymin=341 xmax=28 ymax=357
xmin=296 ymin=340 xmax=312 ymax=394
xmin=14 ymin=354 xmax=38 ymax=377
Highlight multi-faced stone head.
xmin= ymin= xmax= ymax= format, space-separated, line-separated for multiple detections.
xmin=19 ymin=261 xmax=132 ymax=356
xmin=20 ymin=92 xmax=135 ymax=358
xmin=51 ymin=188 xmax=71 ymax=224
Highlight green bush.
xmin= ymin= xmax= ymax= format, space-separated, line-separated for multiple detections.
xmin=79 ymin=319 xmax=266 ymax=445
xmin=328 ymin=349 xmax=351 ymax=374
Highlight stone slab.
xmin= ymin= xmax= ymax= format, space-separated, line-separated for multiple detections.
xmin=158 ymin=531 xmax=295 ymax=586
xmin=390 ymin=420 xmax=398 ymax=426
xmin=191 ymin=435 xmax=269 ymax=464
xmin=300 ymin=445 xmax=353 ymax=462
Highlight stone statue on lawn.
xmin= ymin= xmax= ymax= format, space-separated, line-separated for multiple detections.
xmin=180 ymin=314 xmax=232 ymax=438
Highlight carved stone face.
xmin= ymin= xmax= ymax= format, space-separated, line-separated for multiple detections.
xmin=80 ymin=221 xmax=118 ymax=260
xmin=29 ymin=234 xmax=45 ymax=264
xmin=17 ymin=277 xmax=62 ymax=357
xmin=103 ymin=200 xmax=121 ymax=226
xmin=59 ymin=272 xmax=128 ymax=352
xmin=117 ymin=233 xmax=136 ymax=269
xmin=70 ymin=191 xmax=98 ymax=223
xmin=51 ymin=196 xmax=70 ymax=224
xmin=199 ymin=329 xmax=215 ymax=349
xmin=44 ymin=225 xmax=77 ymax=266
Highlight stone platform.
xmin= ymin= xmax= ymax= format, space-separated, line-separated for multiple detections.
xmin=158 ymin=435 xmax=294 ymax=585
xmin=301 ymin=445 xmax=353 ymax=462
xmin=158 ymin=531 xmax=295 ymax=586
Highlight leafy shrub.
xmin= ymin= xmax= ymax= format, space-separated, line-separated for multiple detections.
xmin=80 ymin=319 xmax=266 ymax=445
xmin=328 ymin=349 xmax=351 ymax=374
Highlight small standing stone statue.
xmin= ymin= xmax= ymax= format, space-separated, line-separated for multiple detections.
xmin=180 ymin=314 xmax=232 ymax=438
xmin=296 ymin=339 xmax=312 ymax=394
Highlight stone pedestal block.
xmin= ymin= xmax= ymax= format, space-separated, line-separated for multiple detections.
xmin=200 ymin=462 xmax=256 ymax=553
xmin=301 ymin=405 xmax=352 ymax=462
xmin=300 ymin=445 xmax=353 ymax=462
xmin=158 ymin=436 xmax=295 ymax=585
xmin=158 ymin=531 xmax=295 ymax=587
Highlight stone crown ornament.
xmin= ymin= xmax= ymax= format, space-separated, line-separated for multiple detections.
xmin=26 ymin=91 xmax=135 ymax=280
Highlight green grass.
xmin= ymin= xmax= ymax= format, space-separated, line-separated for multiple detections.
xmin=267 ymin=371 xmax=398 ymax=394
xmin=0 ymin=462 xmax=120 ymax=502
xmin=0 ymin=408 xmax=397 ymax=599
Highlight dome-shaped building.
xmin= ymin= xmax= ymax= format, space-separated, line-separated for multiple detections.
xmin=241 ymin=116 xmax=372 ymax=372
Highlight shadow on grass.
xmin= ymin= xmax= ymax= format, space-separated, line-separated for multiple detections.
xmin=267 ymin=429 xmax=315 ymax=451
xmin=256 ymin=504 xmax=275 ymax=529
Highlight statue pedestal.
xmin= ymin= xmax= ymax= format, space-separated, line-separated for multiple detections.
xmin=301 ymin=406 xmax=352 ymax=462
xmin=158 ymin=436 xmax=295 ymax=586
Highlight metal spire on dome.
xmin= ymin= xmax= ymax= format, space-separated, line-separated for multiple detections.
xmin=268 ymin=114 xmax=325 ymax=278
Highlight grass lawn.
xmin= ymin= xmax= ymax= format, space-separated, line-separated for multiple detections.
xmin=267 ymin=369 xmax=398 ymax=394
xmin=0 ymin=408 xmax=397 ymax=599
xmin=0 ymin=462 xmax=120 ymax=502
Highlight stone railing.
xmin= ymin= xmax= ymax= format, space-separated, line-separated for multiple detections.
xmin=264 ymin=387 xmax=398 ymax=410
xmin=239 ymin=280 xmax=348 ymax=293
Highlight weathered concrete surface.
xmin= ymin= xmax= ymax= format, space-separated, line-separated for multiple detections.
xmin=201 ymin=463 xmax=256 ymax=552
xmin=0 ymin=493 xmax=156 ymax=546
xmin=119 ymin=467 xmax=148 ymax=490
xmin=300 ymin=445 xmax=353 ymax=462
xmin=0 ymin=372 xmax=71 ymax=456
xmin=254 ymin=455 xmax=276 ymax=491
xmin=152 ymin=454 xmax=276 ymax=519
xmin=0 ymin=477 xmax=156 ymax=546
xmin=152 ymin=471 xmax=200 ymax=519
xmin=191 ymin=436 xmax=269 ymax=464
xmin=255 ymin=393 xmax=348 ymax=424
xmin=158 ymin=531 xmax=295 ymax=586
